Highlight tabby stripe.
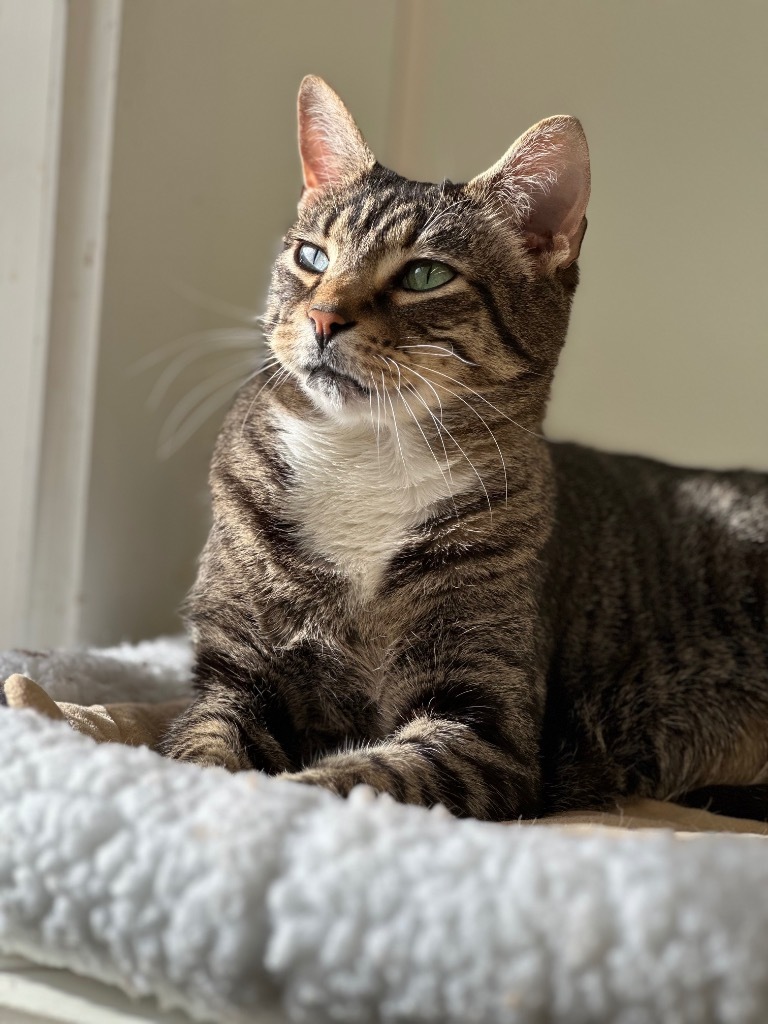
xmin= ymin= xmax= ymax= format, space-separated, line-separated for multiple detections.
xmin=219 ymin=472 xmax=301 ymax=556
xmin=377 ymin=206 xmax=412 ymax=241
xmin=320 ymin=204 xmax=344 ymax=236
xmin=472 ymin=280 xmax=530 ymax=362
xmin=366 ymin=752 xmax=409 ymax=803
xmin=399 ymin=219 xmax=424 ymax=250
xmin=357 ymin=189 xmax=399 ymax=236
xmin=461 ymin=747 xmax=535 ymax=819
xmin=259 ymin=443 xmax=294 ymax=488
xmin=406 ymin=744 xmax=474 ymax=816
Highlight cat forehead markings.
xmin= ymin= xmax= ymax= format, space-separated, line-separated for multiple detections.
xmin=324 ymin=207 xmax=422 ymax=260
xmin=304 ymin=182 xmax=463 ymax=252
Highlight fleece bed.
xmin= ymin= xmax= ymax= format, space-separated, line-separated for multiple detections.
xmin=1 ymin=637 xmax=767 ymax=1024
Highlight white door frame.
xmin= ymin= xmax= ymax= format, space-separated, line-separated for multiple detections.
xmin=28 ymin=0 xmax=123 ymax=648
xmin=0 ymin=0 xmax=67 ymax=649
xmin=0 ymin=0 xmax=122 ymax=648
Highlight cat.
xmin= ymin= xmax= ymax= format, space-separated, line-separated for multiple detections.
xmin=161 ymin=75 xmax=768 ymax=821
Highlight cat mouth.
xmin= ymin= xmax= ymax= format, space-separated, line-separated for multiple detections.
xmin=305 ymin=365 xmax=369 ymax=398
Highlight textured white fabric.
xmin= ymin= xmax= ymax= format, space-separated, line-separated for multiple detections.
xmin=0 ymin=636 xmax=192 ymax=705
xmin=1 ymin=639 xmax=768 ymax=1023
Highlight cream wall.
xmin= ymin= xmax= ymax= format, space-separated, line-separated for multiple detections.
xmin=81 ymin=1 xmax=767 ymax=644
xmin=394 ymin=1 xmax=768 ymax=469
xmin=81 ymin=0 xmax=401 ymax=642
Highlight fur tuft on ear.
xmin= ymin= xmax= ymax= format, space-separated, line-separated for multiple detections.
xmin=297 ymin=76 xmax=375 ymax=195
xmin=469 ymin=115 xmax=591 ymax=269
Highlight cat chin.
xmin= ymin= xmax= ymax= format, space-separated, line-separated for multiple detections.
xmin=301 ymin=379 xmax=373 ymax=426
xmin=298 ymin=368 xmax=373 ymax=424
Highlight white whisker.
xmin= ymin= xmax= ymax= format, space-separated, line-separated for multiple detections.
xmin=396 ymin=343 xmax=478 ymax=367
xmin=404 ymin=365 xmax=508 ymax=506
xmin=395 ymin=377 xmax=459 ymax=520
xmin=387 ymin=361 xmax=492 ymax=519
xmin=239 ymin=366 xmax=288 ymax=438
xmin=129 ymin=328 xmax=261 ymax=376
xmin=417 ymin=364 xmax=547 ymax=442
xmin=170 ymin=280 xmax=262 ymax=325
xmin=148 ymin=350 xmax=270 ymax=411
xmin=432 ymin=411 xmax=493 ymax=520
xmin=380 ymin=364 xmax=409 ymax=486
xmin=158 ymin=367 xmax=259 ymax=459
xmin=391 ymin=362 xmax=454 ymax=484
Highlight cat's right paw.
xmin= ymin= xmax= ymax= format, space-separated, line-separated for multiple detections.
xmin=161 ymin=717 xmax=291 ymax=774
xmin=162 ymin=737 xmax=249 ymax=772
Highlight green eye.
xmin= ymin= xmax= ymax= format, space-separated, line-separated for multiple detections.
xmin=297 ymin=243 xmax=329 ymax=273
xmin=401 ymin=260 xmax=456 ymax=292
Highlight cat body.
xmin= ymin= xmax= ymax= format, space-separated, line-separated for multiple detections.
xmin=162 ymin=77 xmax=768 ymax=820
xmin=544 ymin=445 xmax=768 ymax=810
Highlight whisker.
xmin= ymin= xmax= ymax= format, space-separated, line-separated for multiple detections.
xmin=426 ymin=402 xmax=493 ymax=520
xmin=170 ymin=280 xmax=263 ymax=325
xmin=239 ymin=365 xmax=288 ymax=438
xmin=159 ymin=360 xmax=256 ymax=442
xmin=158 ymin=367 xmax=259 ymax=459
xmin=390 ymin=363 xmax=492 ymax=519
xmin=148 ymin=350 xmax=272 ymax=411
xmin=380 ymin=364 xmax=409 ymax=486
xmin=129 ymin=328 xmax=262 ymax=376
xmin=417 ymin=364 xmax=547 ymax=442
xmin=396 ymin=343 xmax=478 ymax=367
xmin=267 ymin=368 xmax=290 ymax=394
xmin=390 ymin=362 xmax=453 ymax=485
xmin=393 ymin=361 xmax=445 ymax=421
xmin=395 ymin=378 xmax=459 ymax=519
xmin=404 ymin=365 xmax=508 ymax=506
xmin=374 ymin=376 xmax=383 ymax=471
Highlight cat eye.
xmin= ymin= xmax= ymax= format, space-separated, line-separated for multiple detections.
xmin=401 ymin=260 xmax=456 ymax=292
xmin=297 ymin=243 xmax=329 ymax=273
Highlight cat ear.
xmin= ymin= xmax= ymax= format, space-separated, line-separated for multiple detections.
xmin=297 ymin=75 xmax=375 ymax=194
xmin=469 ymin=115 xmax=590 ymax=268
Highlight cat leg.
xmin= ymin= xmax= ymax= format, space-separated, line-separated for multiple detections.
xmin=161 ymin=683 xmax=293 ymax=774
xmin=279 ymin=665 xmax=544 ymax=820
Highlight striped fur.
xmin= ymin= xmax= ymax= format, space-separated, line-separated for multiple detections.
xmin=162 ymin=77 xmax=768 ymax=820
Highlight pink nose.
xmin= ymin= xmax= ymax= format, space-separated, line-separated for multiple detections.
xmin=308 ymin=307 xmax=350 ymax=348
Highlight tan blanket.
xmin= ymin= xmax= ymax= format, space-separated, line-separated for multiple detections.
xmin=4 ymin=672 xmax=766 ymax=837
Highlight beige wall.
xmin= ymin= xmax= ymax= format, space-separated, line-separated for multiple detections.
xmin=82 ymin=0 xmax=400 ymax=642
xmin=395 ymin=1 xmax=768 ymax=469
xmin=82 ymin=1 xmax=768 ymax=644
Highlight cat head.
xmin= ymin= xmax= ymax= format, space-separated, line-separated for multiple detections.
xmin=265 ymin=75 xmax=590 ymax=427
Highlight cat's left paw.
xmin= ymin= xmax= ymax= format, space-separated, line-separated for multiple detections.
xmin=278 ymin=764 xmax=368 ymax=798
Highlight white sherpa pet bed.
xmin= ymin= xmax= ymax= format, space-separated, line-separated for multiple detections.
xmin=1 ymin=638 xmax=768 ymax=1024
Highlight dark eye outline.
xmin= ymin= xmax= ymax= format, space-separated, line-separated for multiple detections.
xmin=400 ymin=260 xmax=457 ymax=292
xmin=296 ymin=243 xmax=330 ymax=274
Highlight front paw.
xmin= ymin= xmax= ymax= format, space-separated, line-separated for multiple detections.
xmin=279 ymin=764 xmax=368 ymax=798
xmin=162 ymin=718 xmax=290 ymax=774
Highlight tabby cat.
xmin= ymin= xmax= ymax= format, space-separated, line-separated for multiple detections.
xmin=162 ymin=76 xmax=768 ymax=820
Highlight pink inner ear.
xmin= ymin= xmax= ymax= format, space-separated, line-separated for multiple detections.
xmin=472 ymin=115 xmax=590 ymax=266
xmin=526 ymin=164 xmax=588 ymax=244
xmin=299 ymin=114 xmax=340 ymax=190
xmin=297 ymin=76 xmax=373 ymax=193
xmin=515 ymin=122 xmax=590 ymax=264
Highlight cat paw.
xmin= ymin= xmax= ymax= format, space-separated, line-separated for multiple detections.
xmin=278 ymin=764 xmax=367 ymax=798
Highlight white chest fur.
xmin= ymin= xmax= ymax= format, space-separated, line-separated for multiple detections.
xmin=277 ymin=413 xmax=470 ymax=598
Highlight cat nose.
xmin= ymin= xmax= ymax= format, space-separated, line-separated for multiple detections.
xmin=308 ymin=307 xmax=353 ymax=350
